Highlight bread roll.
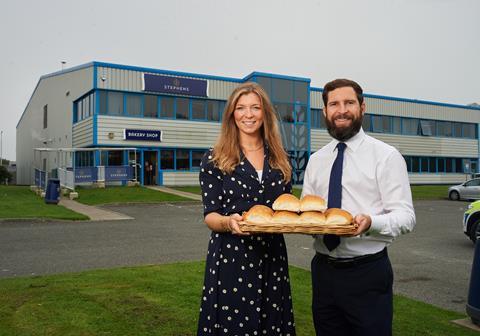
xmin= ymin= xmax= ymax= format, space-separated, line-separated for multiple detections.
xmin=325 ymin=208 xmax=353 ymax=225
xmin=272 ymin=194 xmax=301 ymax=212
xmin=271 ymin=210 xmax=301 ymax=223
xmin=243 ymin=205 xmax=274 ymax=224
xmin=299 ymin=211 xmax=326 ymax=225
xmin=300 ymin=195 xmax=327 ymax=212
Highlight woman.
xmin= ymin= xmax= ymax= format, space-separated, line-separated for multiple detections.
xmin=197 ymin=82 xmax=296 ymax=335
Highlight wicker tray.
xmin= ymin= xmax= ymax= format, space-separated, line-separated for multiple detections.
xmin=238 ymin=221 xmax=358 ymax=235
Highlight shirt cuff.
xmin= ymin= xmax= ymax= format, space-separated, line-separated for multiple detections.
xmin=369 ymin=215 xmax=387 ymax=234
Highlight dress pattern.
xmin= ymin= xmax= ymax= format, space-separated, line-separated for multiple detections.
xmin=197 ymin=148 xmax=296 ymax=336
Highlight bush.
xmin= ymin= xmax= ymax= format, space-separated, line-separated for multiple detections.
xmin=0 ymin=166 xmax=12 ymax=184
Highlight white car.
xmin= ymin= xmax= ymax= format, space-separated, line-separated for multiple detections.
xmin=448 ymin=178 xmax=480 ymax=201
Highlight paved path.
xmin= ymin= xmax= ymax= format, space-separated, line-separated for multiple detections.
xmin=59 ymin=199 xmax=133 ymax=221
xmin=59 ymin=187 xmax=201 ymax=221
xmin=146 ymin=186 xmax=202 ymax=201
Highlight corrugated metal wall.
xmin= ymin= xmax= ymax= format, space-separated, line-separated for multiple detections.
xmin=311 ymin=129 xmax=478 ymax=158
xmin=310 ymin=91 xmax=480 ymax=122
xmin=96 ymin=116 xmax=220 ymax=148
xmin=96 ymin=66 xmax=239 ymax=100
xmin=72 ymin=117 xmax=93 ymax=147
xmin=162 ymin=172 xmax=199 ymax=186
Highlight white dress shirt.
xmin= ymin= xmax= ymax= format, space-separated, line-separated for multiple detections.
xmin=302 ymin=128 xmax=416 ymax=258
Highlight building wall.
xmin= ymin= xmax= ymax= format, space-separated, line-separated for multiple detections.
xmin=310 ymin=90 xmax=480 ymax=122
xmin=95 ymin=65 xmax=239 ymax=100
xmin=162 ymin=171 xmax=199 ymax=186
xmin=72 ymin=116 xmax=94 ymax=147
xmin=16 ymin=66 xmax=93 ymax=184
xmin=96 ymin=116 xmax=220 ymax=148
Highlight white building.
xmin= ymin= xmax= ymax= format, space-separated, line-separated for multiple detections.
xmin=16 ymin=61 xmax=480 ymax=187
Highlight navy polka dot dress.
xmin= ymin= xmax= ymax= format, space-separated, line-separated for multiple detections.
xmin=197 ymin=148 xmax=296 ymax=336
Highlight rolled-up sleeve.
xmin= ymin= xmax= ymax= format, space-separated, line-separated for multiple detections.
xmin=369 ymin=150 xmax=416 ymax=238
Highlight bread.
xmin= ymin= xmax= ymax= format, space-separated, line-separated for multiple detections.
xmin=243 ymin=205 xmax=274 ymax=224
xmin=271 ymin=211 xmax=301 ymax=223
xmin=299 ymin=211 xmax=326 ymax=225
xmin=272 ymin=194 xmax=301 ymax=212
xmin=325 ymin=208 xmax=353 ymax=225
xmin=300 ymin=195 xmax=327 ymax=212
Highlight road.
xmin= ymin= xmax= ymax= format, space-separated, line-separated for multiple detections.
xmin=0 ymin=200 xmax=475 ymax=313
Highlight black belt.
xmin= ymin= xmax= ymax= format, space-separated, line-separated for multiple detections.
xmin=316 ymin=248 xmax=387 ymax=268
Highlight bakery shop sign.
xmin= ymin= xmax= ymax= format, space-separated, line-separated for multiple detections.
xmin=123 ymin=129 xmax=162 ymax=142
xmin=142 ymin=73 xmax=208 ymax=97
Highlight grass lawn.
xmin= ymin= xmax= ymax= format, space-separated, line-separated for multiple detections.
xmin=0 ymin=186 xmax=87 ymax=220
xmin=173 ymin=185 xmax=449 ymax=201
xmin=0 ymin=261 xmax=475 ymax=336
xmin=75 ymin=186 xmax=191 ymax=205
xmin=411 ymin=185 xmax=449 ymax=200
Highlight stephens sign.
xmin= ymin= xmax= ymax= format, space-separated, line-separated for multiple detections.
xmin=124 ymin=129 xmax=162 ymax=142
xmin=143 ymin=73 xmax=208 ymax=97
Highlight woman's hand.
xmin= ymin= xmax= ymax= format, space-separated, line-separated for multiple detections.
xmin=224 ymin=213 xmax=249 ymax=235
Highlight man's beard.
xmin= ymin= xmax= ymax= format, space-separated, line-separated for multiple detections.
xmin=325 ymin=114 xmax=363 ymax=141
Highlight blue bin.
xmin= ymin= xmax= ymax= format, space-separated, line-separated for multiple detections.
xmin=467 ymin=240 xmax=480 ymax=326
xmin=45 ymin=178 xmax=60 ymax=204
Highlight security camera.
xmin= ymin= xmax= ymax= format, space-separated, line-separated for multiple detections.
xmin=100 ymin=76 xmax=107 ymax=82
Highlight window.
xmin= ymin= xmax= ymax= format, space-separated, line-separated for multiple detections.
xmin=420 ymin=157 xmax=429 ymax=172
xmin=295 ymin=105 xmax=307 ymax=123
xmin=392 ymin=117 xmax=401 ymax=134
xmin=453 ymin=122 xmax=463 ymax=137
xmin=176 ymin=98 xmax=189 ymax=119
xmin=108 ymin=92 xmax=124 ymax=115
xmin=191 ymin=100 xmax=205 ymax=120
xmin=419 ymin=120 xmax=434 ymax=136
xmin=429 ymin=158 xmax=436 ymax=173
xmin=463 ymin=124 xmax=476 ymax=138
xmin=362 ymin=114 xmax=371 ymax=132
xmin=311 ymin=108 xmax=323 ymax=129
xmin=411 ymin=157 xmax=420 ymax=172
xmin=108 ymin=151 xmax=123 ymax=166
xmin=372 ymin=115 xmax=391 ymax=133
xmin=160 ymin=97 xmax=175 ymax=118
xmin=272 ymin=78 xmax=293 ymax=102
xmin=176 ymin=149 xmax=189 ymax=170
xmin=191 ymin=151 xmax=204 ymax=169
xmin=275 ymin=103 xmax=294 ymax=123
xmin=160 ymin=150 xmax=174 ymax=170
xmin=437 ymin=121 xmax=453 ymax=137
xmin=126 ymin=94 xmax=142 ymax=116
xmin=144 ymin=95 xmax=157 ymax=118
xmin=43 ymin=104 xmax=48 ymax=129
xmin=99 ymin=91 xmax=107 ymax=115
xmin=294 ymin=82 xmax=308 ymax=104
xmin=207 ymin=100 xmax=220 ymax=121
xmin=403 ymin=118 xmax=418 ymax=135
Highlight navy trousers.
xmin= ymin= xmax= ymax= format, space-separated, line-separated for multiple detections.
xmin=311 ymin=250 xmax=393 ymax=336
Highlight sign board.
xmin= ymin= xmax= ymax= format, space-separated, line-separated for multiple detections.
xmin=143 ymin=73 xmax=208 ymax=97
xmin=124 ymin=129 xmax=162 ymax=142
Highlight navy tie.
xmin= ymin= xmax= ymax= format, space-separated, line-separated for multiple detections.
xmin=324 ymin=142 xmax=347 ymax=251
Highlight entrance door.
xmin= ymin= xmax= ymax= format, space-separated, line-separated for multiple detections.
xmin=143 ymin=151 xmax=158 ymax=185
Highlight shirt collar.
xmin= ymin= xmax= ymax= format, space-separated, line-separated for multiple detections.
xmin=329 ymin=127 xmax=366 ymax=153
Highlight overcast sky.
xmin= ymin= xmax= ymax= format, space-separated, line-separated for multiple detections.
xmin=0 ymin=0 xmax=479 ymax=161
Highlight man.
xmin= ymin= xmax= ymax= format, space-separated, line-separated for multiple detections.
xmin=302 ymin=79 xmax=416 ymax=336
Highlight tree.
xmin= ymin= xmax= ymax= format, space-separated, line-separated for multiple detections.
xmin=0 ymin=166 xmax=12 ymax=184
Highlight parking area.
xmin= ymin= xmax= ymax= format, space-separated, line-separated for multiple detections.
xmin=0 ymin=200 xmax=475 ymax=313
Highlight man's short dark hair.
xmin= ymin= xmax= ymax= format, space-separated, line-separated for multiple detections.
xmin=322 ymin=79 xmax=364 ymax=106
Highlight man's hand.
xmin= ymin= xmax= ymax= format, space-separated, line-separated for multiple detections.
xmin=352 ymin=214 xmax=371 ymax=236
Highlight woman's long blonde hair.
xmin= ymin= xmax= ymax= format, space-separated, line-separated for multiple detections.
xmin=211 ymin=82 xmax=291 ymax=182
